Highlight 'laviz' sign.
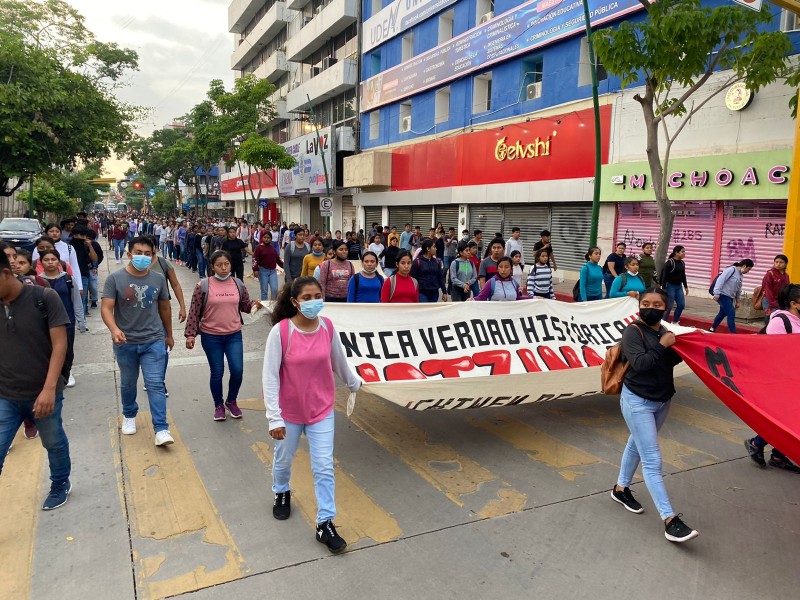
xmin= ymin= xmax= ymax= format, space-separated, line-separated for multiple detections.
xmin=363 ymin=0 xmax=460 ymax=54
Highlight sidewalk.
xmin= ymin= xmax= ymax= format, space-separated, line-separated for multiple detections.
xmin=553 ymin=279 xmax=763 ymax=334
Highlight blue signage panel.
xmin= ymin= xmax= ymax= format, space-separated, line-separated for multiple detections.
xmin=360 ymin=0 xmax=644 ymax=112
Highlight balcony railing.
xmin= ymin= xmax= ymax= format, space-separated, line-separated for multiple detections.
xmin=285 ymin=0 xmax=357 ymax=62
xmin=231 ymin=2 xmax=290 ymax=70
xmin=286 ymin=58 xmax=357 ymax=112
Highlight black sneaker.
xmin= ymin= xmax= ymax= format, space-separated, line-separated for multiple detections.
xmin=610 ymin=486 xmax=644 ymax=514
xmin=768 ymin=456 xmax=800 ymax=473
xmin=664 ymin=514 xmax=699 ymax=543
xmin=744 ymin=438 xmax=766 ymax=467
xmin=42 ymin=480 xmax=72 ymax=511
xmin=273 ymin=491 xmax=291 ymax=520
xmin=316 ymin=520 xmax=347 ymax=553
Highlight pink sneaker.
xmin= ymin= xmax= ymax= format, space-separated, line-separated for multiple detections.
xmin=213 ymin=405 xmax=226 ymax=421
xmin=24 ymin=420 xmax=39 ymax=439
xmin=225 ymin=401 xmax=243 ymax=419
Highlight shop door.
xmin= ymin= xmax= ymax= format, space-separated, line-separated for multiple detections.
xmin=469 ymin=204 xmax=504 ymax=239
xmin=434 ymin=205 xmax=459 ymax=230
xmin=720 ymin=201 xmax=786 ymax=291
xmin=364 ymin=206 xmax=382 ymax=232
xmin=341 ymin=195 xmax=356 ymax=234
xmin=388 ymin=207 xmax=413 ymax=230
xmin=550 ymin=203 xmax=592 ymax=272
xmin=503 ymin=204 xmax=550 ymax=252
xmin=410 ymin=205 xmax=434 ymax=230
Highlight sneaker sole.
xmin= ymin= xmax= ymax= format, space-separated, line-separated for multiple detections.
xmin=273 ymin=511 xmax=291 ymax=520
xmin=316 ymin=536 xmax=347 ymax=553
xmin=665 ymin=530 xmax=699 ymax=543
xmin=226 ymin=411 xmax=243 ymax=419
xmin=610 ymin=490 xmax=644 ymax=514
xmin=121 ymin=429 xmax=137 ymax=435
xmin=42 ymin=483 xmax=72 ymax=511
xmin=744 ymin=440 xmax=766 ymax=468
xmin=214 ymin=416 xmax=226 ymax=421
xmin=155 ymin=437 xmax=174 ymax=446
xmin=24 ymin=432 xmax=39 ymax=440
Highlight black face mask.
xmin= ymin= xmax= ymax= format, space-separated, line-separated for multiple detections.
xmin=639 ymin=308 xmax=665 ymax=326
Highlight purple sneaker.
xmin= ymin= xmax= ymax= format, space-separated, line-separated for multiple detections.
xmin=225 ymin=401 xmax=243 ymax=419
xmin=213 ymin=405 xmax=226 ymax=421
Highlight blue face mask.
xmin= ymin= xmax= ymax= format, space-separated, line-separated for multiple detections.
xmin=131 ymin=255 xmax=152 ymax=271
xmin=297 ymin=299 xmax=324 ymax=319
xmin=214 ymin=273 xmax=231 ymax=281
xmin=312 ymin=250 xmax=323 ymax=256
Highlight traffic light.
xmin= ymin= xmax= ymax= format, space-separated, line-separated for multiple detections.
xmin=133 ymin=181 xmax=142 ymax=190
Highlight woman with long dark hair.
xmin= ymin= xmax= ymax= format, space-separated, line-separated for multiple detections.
xmin=709 ymin=259 xmax=754 ymax=334
xmin=578 ymin=247 xmax=604 ymax=301
xmin=660 ymin=246 xmax=689 ymax=324
xmin=263 ymin=277 xmax=362 ymax=553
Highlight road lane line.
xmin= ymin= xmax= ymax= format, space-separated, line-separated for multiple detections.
xmin=669 ymin=403 xmax=749 ymax=445
xmin=335 ymin=396 xmax=527 ymax=515
xmin=117 ymin=412 xmax=244 ymax=600
xmin=469 ymin=415 xmax=604 ymax=480
xmin=252 ymin=441 xmax=402 ymax=545
xmin=0 ymin=430 xmax=45 ymax=600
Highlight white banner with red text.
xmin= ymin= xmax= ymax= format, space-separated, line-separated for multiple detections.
xmin=322 ymin=298 xmax=640 ymax=410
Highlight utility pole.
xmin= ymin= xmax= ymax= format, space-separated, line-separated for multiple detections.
xmin=307 ymin=94 xmax=332 ymax=234
xmin=582 ymin=0 xmax=602 ymax=247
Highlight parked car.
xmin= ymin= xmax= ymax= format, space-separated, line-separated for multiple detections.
xmin=0 ymin=218 xmax=44 ymax=252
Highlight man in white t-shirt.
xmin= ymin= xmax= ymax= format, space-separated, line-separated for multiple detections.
xmin=505 ymin=226 xmax=525 ymax=265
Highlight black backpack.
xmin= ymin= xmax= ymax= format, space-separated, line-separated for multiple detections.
xmin=572 ymin=280 xmax=581 ymax=301
xmin=352 ymin=272 xmax=384 ymax=300
xmin=758 ymin=313 xmax=791 ymax=334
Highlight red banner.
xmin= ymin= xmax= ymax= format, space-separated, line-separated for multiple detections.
xmin=390 ymin=106 xmax=611 ymax=191
xmin=220 ymin=169 xmax=277 ymax=195
xmin=674 ymin=332 xmax=800 ymax=463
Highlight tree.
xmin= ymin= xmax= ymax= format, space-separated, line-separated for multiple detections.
xmin=594 ymin=0 xmax=792 ymax=266
xmin=32 ymin=181 xmax=78 ymax=219
xmin=151 ymin=190 xmax=177 ymax=214
xmin=125 ymin=127 xmax=196 ymax=207
xmin=44 ymin=162 xmax=109 ymax=211
xmin=0 ymin=0 xmax=140 ymax=197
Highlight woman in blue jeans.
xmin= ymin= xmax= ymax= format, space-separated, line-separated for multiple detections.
xmin=660 ymin=246 xmax=689 ymax=324
xmin=184 ymin=251 xmax=262 ymax=421
xmin=610 ymin=287 xmax=699 ymax=543
xmin=709 ymin=259 xmax=753 ymax=333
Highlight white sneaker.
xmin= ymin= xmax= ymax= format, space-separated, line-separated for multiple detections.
xmin=116 ymin=260 xmax=120 ymax=264
xmin=155 ymin=430 xmax=174 ymax=446
xmin=66 ymin=373 xmax=76 ymax=388
xmin=121 ymin=417 xmax=137 ymax=435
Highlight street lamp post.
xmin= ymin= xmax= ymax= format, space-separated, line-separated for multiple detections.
xmin=307 ymin=94 xmax=332 ymax=234
xmin=582 ymin=0 xmax=603 ymax=247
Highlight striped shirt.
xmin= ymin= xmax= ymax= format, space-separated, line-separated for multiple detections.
xmin=527 ymin=263 xmax=554 ymax=298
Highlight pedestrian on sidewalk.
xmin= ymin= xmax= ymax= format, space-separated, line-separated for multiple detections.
xmin=101 ymin=236 xmax=175 ymax=447
xmin=533 ymin=229 xmax=557 ymax=271
xmin=710 ymin=259 xmax=753 ymax=333
xmin=610 ymin=287 xmax=699 ymax=543
xmin=185 ymin=250 xmax=262 ymax=422
xmin=608 ymin=256 xmax=647 ymax=299
xmin=760 ymin=254 xmax=790 ymax=323
xmin=263 ymin=276 xmax=362 ymax=553
xmin=638 ymin=242 xmax=657 ymax=288
xmin=525 ymin=249 xmax=555 ymax=299
xmin=602 ymin=242 xmax=627 ymax=298
xmin=253 ymin=231 xmax=284 ymax=301
xmin=744 ymin=283 xmax=800 ymax=473
xmin=0 ymin=249 xmax=73 ymax=510
xmin=579 ymin=247 xmax=604 ymax=301
xmin=660 ymin=246 xmax=689 ymax=324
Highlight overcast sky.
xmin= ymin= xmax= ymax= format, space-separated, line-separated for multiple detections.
xmin=68 ymin=0 xmax=235 ymax=177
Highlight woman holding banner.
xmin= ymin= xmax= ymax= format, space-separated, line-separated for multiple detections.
xmin=263 ymin=277 xmax=362 ymax=553
xmin=610 ymin=287 xmax=699 ymax=543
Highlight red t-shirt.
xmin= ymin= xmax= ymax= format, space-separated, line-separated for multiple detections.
xmin=380 ymin=274 xmax=418 ymax=303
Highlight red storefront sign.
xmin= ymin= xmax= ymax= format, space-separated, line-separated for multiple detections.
xmin=391 ymin=106 xmax=611 ymax=191
xmin=221 ymin=169 xmax=277 ymax=195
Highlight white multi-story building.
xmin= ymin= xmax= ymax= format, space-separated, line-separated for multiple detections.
xmin=228 ymin=0 xmax=360 ymax=232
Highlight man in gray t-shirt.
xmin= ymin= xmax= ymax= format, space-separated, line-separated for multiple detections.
xmin=101 ymin=236 xmax=175 ymax=447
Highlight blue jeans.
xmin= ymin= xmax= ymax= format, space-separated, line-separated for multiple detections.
xmin=114 ymin=341 xmax=169 ymax=432
xmin=443 ymin=256 xmax=453 ymax=272
xmin=272 ymin=411 xmax=335 ymax=523
xmin=179 ymin=242 xmax=186 ymax=262
xmin=603 ymin=273 xmax=615 ymax=298
xmin=196 ymin=249 xmax=206 ymax=278
xmin=617 ymin=385 xmax=674 ymax=520
xmin=0 ymin=393 xmax=70 ymax=485
xmin=664 ymin=283 xmax=686 ymax=322
xmin=419 ymin=289 xmax=439 ymax=303
xmin=81 ymin=274 xmax=89 ymax=316
xmin=383 ymin=267 xmax=396 ymax=277
xmin=258 ymin=268 xmax=278 ymax=301
xmin=200 ymin=331 xmax=244 ymax=407
xmin=113 ymin=238 xmax=125 ymax=260
xmin=712 ymin=294 xmax=736 ymax=333
xmin=88 ymin=270 xmax=99 ymax=305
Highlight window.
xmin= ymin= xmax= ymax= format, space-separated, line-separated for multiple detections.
xmin=399 ymin=101 xmax=412 ymax=133
xmin=402 ymin=32 xmax=414 ymax=62
xmin=472 ymin=71 xmax=492 ymax=114
xmin=369 ymin=111 xmax=380 ymax=140
xmin=371 ymin=0 xmax=383 ymax=19
xmin=370 ymin=50 xmax=382 ymax=78
xmin=522 ymin=57 xmax=543 ymax=101
xmin=435 ymin=87 xmax=450 ymax=124
xmin=781 ymin=9 xmax=799 ymax=31
xmin=578 ymin=36 xmax=607 ymax=87
xmin=476 ymin=0 xmax=494 ymax=27
xmin=439 ymin=10 xmax=454 ymax=44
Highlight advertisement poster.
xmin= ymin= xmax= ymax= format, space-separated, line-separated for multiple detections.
xmin=278 ymin=127 xmax=334 ymax=196
xmin=363 ymin=0 xmax=461 ymax=53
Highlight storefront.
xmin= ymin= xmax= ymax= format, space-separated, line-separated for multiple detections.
xmin=220 ymin=168 xmax=279 ymax=221
xmin=603 ymin=150 xmax=791 ymax=291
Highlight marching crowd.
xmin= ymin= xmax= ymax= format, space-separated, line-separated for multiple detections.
xmin=1 ymin=210 xmax=798 ymax=552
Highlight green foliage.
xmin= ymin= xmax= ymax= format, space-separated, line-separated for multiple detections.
xmin=32 ymin=181 xmax=78 ymax=218
xmin=0 ymin=0 xmax=140 ymax=197
xmin=124 ymin=127 xmax=196 ymax=195
xmin=237 ymin=135 xmax=297 ymax=173
xmin=151 ymin=191 xmax=177 ymax=214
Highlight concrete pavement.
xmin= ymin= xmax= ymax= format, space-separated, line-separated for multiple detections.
xmin=2 ymin=255 xmax=798 ymax=600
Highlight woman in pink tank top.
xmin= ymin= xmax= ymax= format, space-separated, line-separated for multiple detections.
xmin=262 ymin=276 xmax=362 ymax=554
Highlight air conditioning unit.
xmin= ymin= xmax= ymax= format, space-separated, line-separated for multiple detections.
xmin=322 ymin=57 xmax=338 ymax=70
xmin=480 ymin=11 xmax=494 ymax=24
xmin=526 ymin=81 xmax=542 ymax=100
xmin=400 ymin=116 xmax=412 ymax=132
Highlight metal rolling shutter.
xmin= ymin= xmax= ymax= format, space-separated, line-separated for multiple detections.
xmin=503 ymin=204 xmax=550 ymax=249
xmin=720 ymin=201 xmax=786 ymax=291
xmin=469 ymin=204 xmax=504 ymax=239
xmin=309 ymin=197 xmax=325 ymax=234
xmin=434 ymin=205 xmax=460 ymax=231
xmin=341 ymin=195 xmax=356 ymax=234
xmin=388 ymin=207 xmax=413 ymax=229
xmin=364 ymin=206 xmax=382 ymax=230
xmin=411 ymin=205 xmax=434 ymax=230
xmin=550 ymin=203 xmax=592 ymax=272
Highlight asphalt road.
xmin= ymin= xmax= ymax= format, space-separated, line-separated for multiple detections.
xmin=2 ymin=256 xmax=798 ymax=600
